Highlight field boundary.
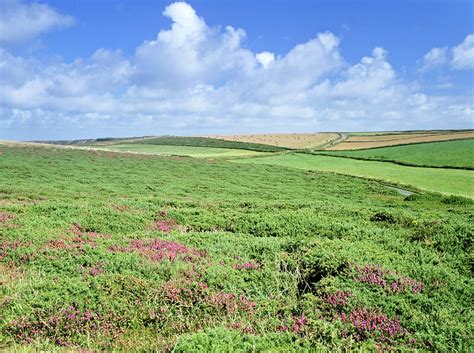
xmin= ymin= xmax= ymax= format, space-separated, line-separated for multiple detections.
xmin=341 ymin=133 xmax=471 ymax=143
xmin=240 ymin=153 xmax=471 ymax=198
xmin=306 ymin=151 xmax=474 ymax=171
xmin=347 ymin=129 xmax=474 ymax=136
xmin=319 ymin=137 xmax=474 ymax=152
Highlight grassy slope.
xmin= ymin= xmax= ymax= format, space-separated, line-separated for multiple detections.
xmin=317 ymin=139 xmax=474 ymax=169
xmin=0 ymin=145 xmax=472 ymax=351
xmin=236 ymin=153 xmax=474 ymax=198
xmin=122 ymin=136 xmax=287 ymax=152
xmin=42 ymin=136 xmax=287 ymax=152
xmin=99 ymin=144 xmax=267 ymax=158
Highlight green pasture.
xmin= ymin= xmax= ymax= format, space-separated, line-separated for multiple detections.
xmin=318 ymin=139 xmax=474 ymax=169
xmin=98 ymin=144 xmax=267 ymax=158
xmin=237 ymin=153 xmax=474 ymax=198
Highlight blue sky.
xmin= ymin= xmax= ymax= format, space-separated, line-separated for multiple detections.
xmin=0 ymin=0 xmax=473 ymax=140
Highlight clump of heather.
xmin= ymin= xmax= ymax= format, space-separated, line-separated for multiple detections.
xmin=276 ymin=312 xmax=308 ymax=334
xmin=353 ymin=264 xmax=424 ymax=293
xmin=208 ymin=292 xmax=256 ymax=315
xmin=161 ymin=277 xmax=209 ymax=306
xmin=0 ymin=240 xmax=22 ymax=260
xmin=319 ymin=289 xmax=413 ymax=345
xmin=160 ymin=275 xmax=256 ymax=316
xmin=292 ymin=313 xmax=308 ymax=334
xmin=0 ymin=211 xmax=15 ymax=223
xmin=79 ymin=263 xmax=104 ymax=277
xmin=232 ymin=261 xmax=260 ymax=270
xmin=340 ymin=308 xmax=407 ymax=342
xmin=324 ymin=290 xmax=351 ymax=309
xmin=390 ymin=277 xmax=424 ymax=294
xmin=43 ymin=224 xmax=110 ymax=254
xmin=5 ymin=305 xmax=122 ymax=347
xmin=0 ymin=212 xmax=19 ymax=229
xmin=150 ymin=210 xmax=176 ymax=233
xmin=110 ymin=238 xmax=204 ymax=263
xmin=67 ymin=224 xmax=110 ymax=241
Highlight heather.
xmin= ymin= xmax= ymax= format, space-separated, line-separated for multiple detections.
xmin=0 ymin=145 xmax=472 ymax=351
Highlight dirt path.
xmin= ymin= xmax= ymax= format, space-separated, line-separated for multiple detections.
xmin=316 ymin=133 xmax=348 ymax=150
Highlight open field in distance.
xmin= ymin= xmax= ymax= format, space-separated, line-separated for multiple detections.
xmin=42 ymin=136 xmax=287 ymax=153
xmin=325 ymin=131 xmax=474 ymax=150
xmin=99 ymin=144 xmax=268 ymax=158
xmin=207 ymin=133 xmax=340 ymax=149
xmin=236 ymin=153 xmax=474 ymax=198
xmin=318 ymin=139 xmax=474 ymax=169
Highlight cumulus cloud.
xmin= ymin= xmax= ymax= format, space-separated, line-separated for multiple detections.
xmin=421 ymin=34 xmax=474 ymax=71
xmin=0 ymin=0 xmax=74 ymax=45
xmin=256 ymin=51 xmax=274 ymax=68
xmin=451 ymin=34 xmax=474 ymax=70
xmin=0 ymin=1 xmax=472 ymax=140
xmin=132 ymin=1 xmax=257 ymax=89
xmin=420 ymin=47 xmax=448 ymax=70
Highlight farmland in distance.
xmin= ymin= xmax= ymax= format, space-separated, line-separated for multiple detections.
xmin=325 ymin=130 xmax=474 ymax=150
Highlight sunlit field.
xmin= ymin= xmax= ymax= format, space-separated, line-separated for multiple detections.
xmin=1 ymin=134 xmax=472 ymax=351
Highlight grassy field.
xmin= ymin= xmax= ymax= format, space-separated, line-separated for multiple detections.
xmin=41 ymin=136 xmax=287 ymax=153
xmin=98 ymin=144 xmax=267 ymax=158
xmin=206 ymin=133 xmax=340 ymax=149
xmin=237 ymin=153 xmax=474 ymax=198
xmin=98 ymin=136 xmax=286 ymax=152
xmin=318 ymin=139 xmax=474 ymax=169
xmin=326 ymin=131 xmax=474 ymax=150
xmin=1 ymin=144 xmax=472 ymax=351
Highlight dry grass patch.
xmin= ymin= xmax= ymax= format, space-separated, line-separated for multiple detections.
xmin=207 ymin=133 xmax=339 ymax=149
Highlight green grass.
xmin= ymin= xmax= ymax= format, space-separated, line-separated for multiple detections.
xmin=236 ymin=153 xmax=474 ymax=198
xmin=317 ymin=139 xmax=474 ymax=169
xmin=41 ymin=135 xmax=288 ymax=152
xmin=0 ymin=144 xmax=472 ymax=351
xmin=98 ymin=144 xmax=267 ymax=158
xmin=88 ymin=136 xmax=287 ymax=152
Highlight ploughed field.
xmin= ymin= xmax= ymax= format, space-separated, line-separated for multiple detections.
xmin=325 ymin=130 xmax=474 ymax=150
xmin=0 ymin=141 xmax=472 ymax=351
xmin=206 ymin=133 xmax=340 ymax=149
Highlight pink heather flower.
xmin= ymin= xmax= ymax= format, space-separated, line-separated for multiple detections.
xmin=292 ymin=313 xmax=308 ymax=334
xmin=341 ymin=307 xmax=406 ymax=341
xmin=354 ymin=264 xmax=424 ymax=294
xmin=111 ymin=238 xmax=203 ymax=263
xmin=324 ymin=290 xmax=351 ymax=308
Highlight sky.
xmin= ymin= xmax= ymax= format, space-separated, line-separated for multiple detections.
xmin=0 ymin=0 xmax=473 ymax=140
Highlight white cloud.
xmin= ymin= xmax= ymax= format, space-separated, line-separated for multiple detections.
xmin=420 ymin=47 xmax=447 ymax=70
xmin=451 ymin=34 xmax=474 ymax=70
xmin=256 ymin=51 xmax=274 ymax=68
xmin=421 ymin=34 xmax=474 ymax=71
xmin=0 ymin=0 xmax=74 ymax=45
xmin=0 ymin=1 xmax=472 ymax=140
xmin=133 ymin=2 xmax=256 ymax=88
